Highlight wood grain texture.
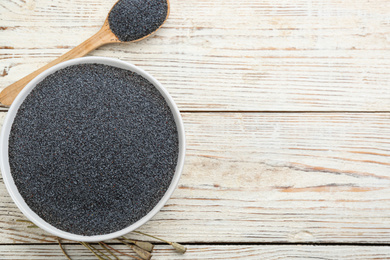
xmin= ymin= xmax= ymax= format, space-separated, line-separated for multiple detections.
xmin=1 ymin=112 xmax=390 ymax=244
xmin=2 ymin=0 xmax=390 ymax=111
xmin=2 ymin=0 xmax=390 ymax=258
xmin=2 ymin=244 xmax=390 ymax=259
xmin=0 ymin=17 xmax=120 ymax=106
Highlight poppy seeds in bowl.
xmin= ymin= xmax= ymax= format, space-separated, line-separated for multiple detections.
xmin=8 ymin=63 xmax=179 ymax=236
xmin=108 ymin=0 xmax=168 ymax=42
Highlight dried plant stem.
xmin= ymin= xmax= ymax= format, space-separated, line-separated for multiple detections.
xmin=80 ymin=242 xmax=106 ymax=260
xmin=99 ymin=242 xmax=120 ymax=260
xmin=100 ymin=242 xmax=142 ymax=260
xmin=120 ymin=236 xmax=154 ymax=252
xmin=16 ymin=219 xmax=38 ymax=228
xmin=89 ymin=243 xmax=113 ymax=260
xmin=116 ymin=239 xmax=151 ymax=260
xmin=16 ymin=219 xmax=34 ymax=223
xmin=133 ymin=231 xmax=187 ymax=254
xmin=16 ymin=219 xmax=187 ymax=256
xmin=57 ymin=238 xmax=72 ymax=260
xmin=130 ymin=245 xmax=152 ymax=260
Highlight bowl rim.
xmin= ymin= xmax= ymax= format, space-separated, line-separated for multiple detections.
xmin=0 ymin=56 xmax=186 ymax=242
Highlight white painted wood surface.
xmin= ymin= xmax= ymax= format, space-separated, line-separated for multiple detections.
xmin=1 ymin=113 xmax=390 ymax=257
xmin=1 ymin=0 xmax=390 ymax=259
xmin=3 ymin=244 xmax=390 ymax=260
xmin=2 ymin=0 xmax=390 ymax=111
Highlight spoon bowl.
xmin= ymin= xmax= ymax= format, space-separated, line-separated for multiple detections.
xmin=0 ymin=0 xmax=170 ymax=106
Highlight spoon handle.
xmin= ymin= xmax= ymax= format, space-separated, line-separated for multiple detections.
xmin=0 ymin=23 xmax=118 ymax=106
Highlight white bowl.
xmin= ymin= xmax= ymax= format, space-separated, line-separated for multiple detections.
xmin=0 ymin=57 xmax=185 ymax=242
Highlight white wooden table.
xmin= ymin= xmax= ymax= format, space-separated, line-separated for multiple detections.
xmin=1 ymin=0 xmax=390 ymax=259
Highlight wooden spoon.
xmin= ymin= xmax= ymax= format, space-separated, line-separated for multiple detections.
xmin=0 ymin=0 xmax=170 ymax=107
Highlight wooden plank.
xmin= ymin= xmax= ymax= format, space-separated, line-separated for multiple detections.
xmin=1 ymin=112 xmax=390 ymax=243
xmin=2 ymin=244 xmax=390 ymax=259
xmin=2 ymin=0 xmax=390 ymax=111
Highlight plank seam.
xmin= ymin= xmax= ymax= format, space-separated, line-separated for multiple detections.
xmin=2 ymin=242 xmax=390 ymax=247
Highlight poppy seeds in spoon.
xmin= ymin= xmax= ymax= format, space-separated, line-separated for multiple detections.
xmin=8 ymin=63 xmax=179 ymax=236
xmin=108 ymin=0 xmax=168 ymax=42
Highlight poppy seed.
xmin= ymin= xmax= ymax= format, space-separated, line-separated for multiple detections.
xmin=108 ymin=0 xmax=168 ymax=42
xmin=8 ymin=63 xmax=179 ymax=236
